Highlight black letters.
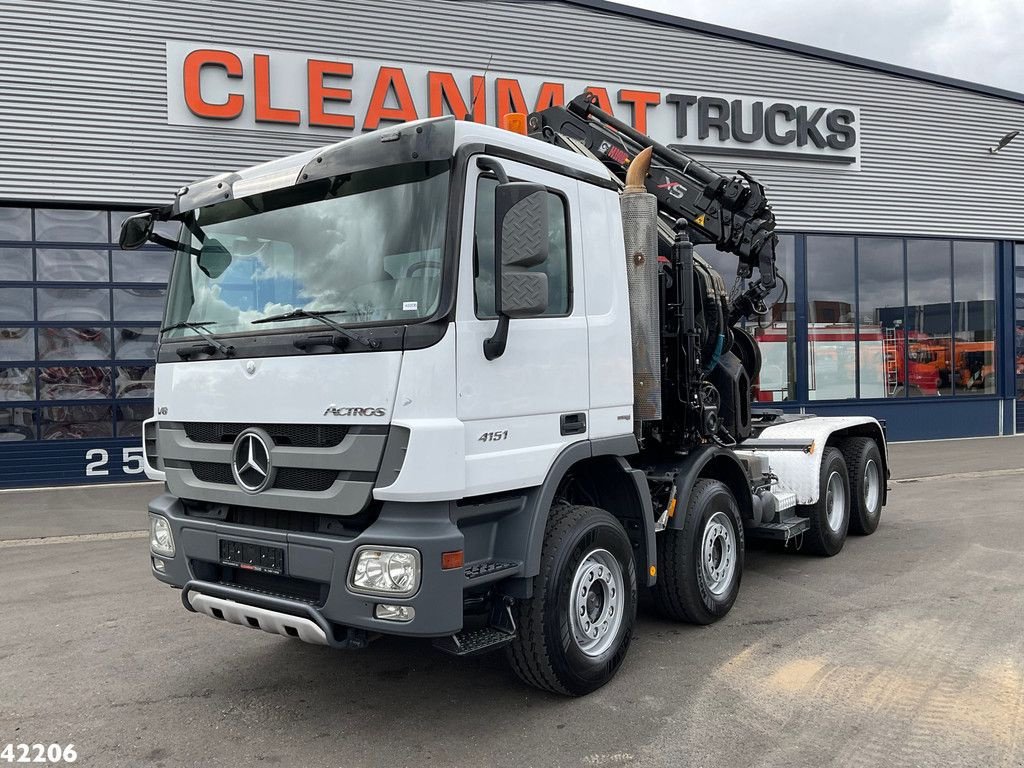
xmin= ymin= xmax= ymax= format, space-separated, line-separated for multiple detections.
xmin=764 ymin=102 xmax=797 ymax=145
xmin=796 ymin=106 xmax=828 ymax=148
xmin=731 ymin=99 xmax=763 ymax=143
xmin=697 ymin=96 xmax=730 ymax=140
xmin=666 ymin=93 xmax=697 ymax=138
xmin=826 ymin=108 xmax=857 ymax=150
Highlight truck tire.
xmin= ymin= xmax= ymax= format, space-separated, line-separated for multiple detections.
xmin=652 ymin=479 xmax=743 ymax=625
xmin=799 ymin=447 xmax=850 ymax=556
xmin=841 ymin=437 xmax=883 ymax=535
xmin=506 ymin=504 xmax=637 ymax=696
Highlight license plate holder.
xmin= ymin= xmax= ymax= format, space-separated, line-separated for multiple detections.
xmin=219 ymin=539 xmax=285 ymax=575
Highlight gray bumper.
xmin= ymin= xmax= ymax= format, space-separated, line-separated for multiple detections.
xmin=149 ymin=494 xmax=468 ymax=638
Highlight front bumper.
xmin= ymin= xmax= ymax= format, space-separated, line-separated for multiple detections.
xmin=149 ymin=493 xmax=468 ymax=638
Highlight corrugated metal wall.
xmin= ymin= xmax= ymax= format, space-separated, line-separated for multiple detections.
xmin=2 ymin=0 xmax=1023 ymax=238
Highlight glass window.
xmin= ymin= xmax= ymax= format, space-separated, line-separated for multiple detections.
xmin=36 ymin=248 xmax=109 ymax=282
xmin=116 ymin=402 xmax=152 ymax=438
xmin=37 ymin=287 xmax=110 ymax=322
xmin=0 ymin=328 xmax=34 ymax=362
xmin=474 ymin=176 xmax=571 ymax=318
xmin=115 ymin=366 xmax=155 ymax=398
xmin=34 ymin=209 xmax=108 ymax=243
xmin=857 ymin=238 xmax=905 ymax=399
xmin=806 ymin=236 xmax=856 ymax=400
xmin=907 ymin=240 xmax=952 ymax=397
xmin=40 ymin=404 xmax=112 ymax=440
xmin=952 ymin=241 xmax=997 ymax=395
xmin=0 ymin=247 xmax=33 ymax=280
xmin=38 ymin=366 xmax=112 ymax=400
xmin=114 ymin=327 xmax=159 ymax=360
xmin=113 ymin=288 xmax=166 ymax=321
xmin=38 ymin=327 xmax=112 ymax=361
xmin=112 ymin=249 xmax=173 ymax=283
xmin=0 ymin=406 xmax=35 ymax=441
xmin=0 ymin=367 xmax=34 ymax=401
xmin=0 ymin=288 xmax=34 ymax=321
xmin=0 ymin=208 xmax=32 ymax=241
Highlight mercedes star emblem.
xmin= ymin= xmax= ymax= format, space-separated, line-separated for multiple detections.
xmin=230 ymin=429 xmax=274 ymax=493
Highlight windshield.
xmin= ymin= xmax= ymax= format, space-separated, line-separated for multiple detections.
xmin=163 ymin=161 xmax=450 ymax=338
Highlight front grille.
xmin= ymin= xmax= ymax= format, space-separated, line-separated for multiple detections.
xmin=189 ymin=461 xmax=338 ymax=492
xmin=183 ymin=422 xmax=350 ymax=448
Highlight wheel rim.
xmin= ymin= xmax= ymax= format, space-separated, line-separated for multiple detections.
xmin=701 ymin=511 xmax=737 ymax=596
xmin=825 ymin=470 xmax=846 ymax=532
xmin=569 ymin=548 xmax=625 ymax=657
xmin=864 ymin=459 xmax=881 ymax=513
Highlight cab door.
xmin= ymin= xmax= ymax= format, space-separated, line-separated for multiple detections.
xmin=455 ymin=156 xmax=589 ymax=497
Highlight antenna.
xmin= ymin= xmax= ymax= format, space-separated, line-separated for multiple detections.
xmin=466 ymin=54 xmax=494 ymax=123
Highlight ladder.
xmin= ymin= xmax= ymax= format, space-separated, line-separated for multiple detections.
xmin=883 ymin=327 xmax=900 ymax=394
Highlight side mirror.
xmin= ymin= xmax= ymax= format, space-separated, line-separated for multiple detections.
xmin=119 ymin=212 xmax=154 ymax=250
xmin=196 ymin=237 xmax=233 ymax=279
xmin=484 ymin=181 xmax=549 ymax=360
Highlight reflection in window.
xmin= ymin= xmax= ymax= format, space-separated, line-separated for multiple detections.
xmin=112 ymin=249 xmax=173 ymax=283
xmin=0 ymin=208 xmax=32 ymax=241
xmin=858 ymin=238 xmax=905 ymax=399
xmin=116 ymin=366 xmax=155 ymax=398
xmin=37 ymin=287 xmax=111 ymax=322
xmin=953 ymin=241 xmax=997 ymax=395
xmin=36 ymin=248 xmax=109 ymax=282
xmin=0 ymin=288 xmax=33 ymax=321
xmin=907 ymin=240 xmax=952 ymax=397
xmin=807 ymin=236 xmax=856 ymax=400
xmin=114 ymin=327 xmax=159 ymax=360
xmin=0 ymin=247 xmax=33 ymax=280
xmin=0 ymin=406 xmax=35 ymax=441
xmin=0 ymin=328 xmax=34 ymax=362
xmin=38 ymin=328 xmax=112 ymax=361
xmin=39 ymin=366 xmax=112 ymax=400
xmin=35 ymin=209 xmax=108 ymax=243
xmin=0 ymin=368 xmax=34 ymax=400
xmin=474 ymin=177 xmax=571 ymax=318
xmin=113 ymin=288 xmax=166 ymax=321
xmin=116 ymin=403 xmax=152 ymax=438
xmin=40 ymin=405 xmax=113 ymax=440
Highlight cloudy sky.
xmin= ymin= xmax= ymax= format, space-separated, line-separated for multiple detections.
xmin=616 ymin=0 xmax=1023 ymax=93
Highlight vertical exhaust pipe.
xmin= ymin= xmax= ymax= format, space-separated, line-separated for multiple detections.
xmin=619 ymin=147 xmax=662 ymax=432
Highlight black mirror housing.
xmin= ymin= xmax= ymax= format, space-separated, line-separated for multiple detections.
xmin=118 ymin=212 xmax=155 ymax=250
xmin=494 ymin=182 xmax=550 ymax=318
xmin=196 ymin=237 xmax=233 ymax=279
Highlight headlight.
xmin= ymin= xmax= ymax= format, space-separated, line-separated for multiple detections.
xmin=150 ymin=514 xmax=175 ymax=557
xmin=349 ymin=547 xmax=420 ymax=596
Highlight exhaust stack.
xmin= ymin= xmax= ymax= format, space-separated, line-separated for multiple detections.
xmin=619 ymin=147 xmax=661 ymax=430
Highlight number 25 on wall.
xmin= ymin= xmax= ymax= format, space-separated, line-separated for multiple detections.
xmin=85 ymin=447 xmax=145 ymax=477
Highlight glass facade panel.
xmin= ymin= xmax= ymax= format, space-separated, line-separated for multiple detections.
xmin=0 ymin=247 xmax=33 ymax=280
xmin=807 ymin=236 xmax=856 ymax=400
xmin=116 ymin=403 xmax=151 ymax=438
xmin=0 ymin=208 xmax=32 ymax=241
xmin=39 ymin=366 xmax=112 ymax=400
xmin=113 ymin=287 xmax=166 ymax=321
xmin=115 ymin=366 xmax=155 ymax=398
xmin=0 ymin=287 xmax=34 ymax=321
xmin=112 ymin=249 xmax=173 ymax=283
xmin=37 ymin=287 xmax=111 ymax=322
xmin=36 ymin=248 xmax=109 ymax=282
xmin=906 ymin=240 xmax=952 ymax=397
xmin=953 ymin=241 xmax=997 ymax=395
xmin=40 ymin=405 xmax=113 ymax=440
xmin=0 ymin=406 xmax=35 ymax=441
xmin=0 ymin=367 xmax=35 ymax=400
xmin=38 ymin=327 xmax=112 ymax=361
xmin=114 ymin=327 xmax=159 ymax=359
xmin=857 ymin=238 xmax=905 ymax=399
xmin=34 ymin=209 xmax=108 ymax=243
xmin=0 ymin=328 xmax=35 ymax=361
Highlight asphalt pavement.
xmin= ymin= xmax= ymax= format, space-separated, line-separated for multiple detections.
xmin=1 ymin=436 xmax=1022 ymax=768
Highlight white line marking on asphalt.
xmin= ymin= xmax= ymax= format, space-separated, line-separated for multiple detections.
xmin=0 ymin=481 xmax=161 ymax=494
xmin=895 ymin=467 xmax=1024 ymax=483
xmin=0 ymin=530 xmax=147 ymax=548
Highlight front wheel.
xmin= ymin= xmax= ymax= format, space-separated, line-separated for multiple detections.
xmin=506 ymin=504 xmax=637 ymax=696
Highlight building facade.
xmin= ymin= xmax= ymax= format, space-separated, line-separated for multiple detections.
xmin=1 ymin=0 xmax=1023 ymax=487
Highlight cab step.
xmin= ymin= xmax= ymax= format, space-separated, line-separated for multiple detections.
xmin=748 ymin=515 xmax=810 ymax=542
xmin=434 ymin=626 xmax=516 ymax=657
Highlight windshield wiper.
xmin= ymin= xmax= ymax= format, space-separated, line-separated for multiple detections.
xmin=160 ymin=321 xmax=236 ymax=358
xmin=251 ymin=309 xmax=381 ymax=350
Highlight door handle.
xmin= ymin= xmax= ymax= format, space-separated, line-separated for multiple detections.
xmin=560 ymin=412 xmax=587 ymax=436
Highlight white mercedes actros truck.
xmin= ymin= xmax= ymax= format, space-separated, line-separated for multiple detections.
xmin=121 ymin=93 xmax=889 ymax=696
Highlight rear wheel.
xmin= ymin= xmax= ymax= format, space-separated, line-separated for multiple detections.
xmin=652 ymin=479 xmax=744 ymax=625
xmin=506 ymin=504 xmax=637 ymax=696
xmin=841 ymin=437 xmax=884 ymax=535
xmin=799 ymin=447 xmax=850 ymax=556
